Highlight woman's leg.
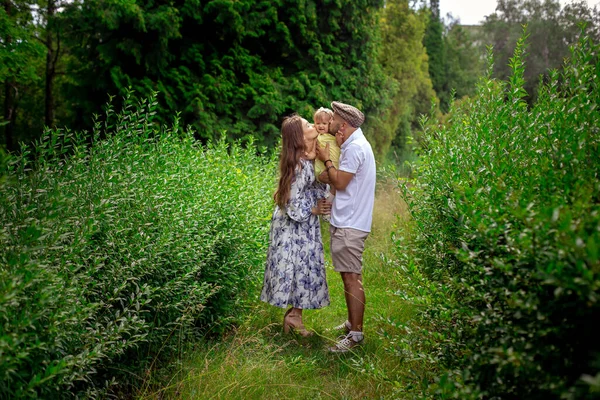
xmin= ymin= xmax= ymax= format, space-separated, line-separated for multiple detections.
xmin=288 ymin=307 xmax=303 ymax=317
xmin=283 ymin=307 xmax=311 ymax=336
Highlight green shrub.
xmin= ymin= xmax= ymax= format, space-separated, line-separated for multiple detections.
xmin=400 ymin=29 xmax=599 ymax=398
xmin=0 ymin=93 xmax=276 ymax=398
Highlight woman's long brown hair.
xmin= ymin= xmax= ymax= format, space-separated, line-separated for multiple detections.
xmin=274 ymin=114 xmax=305 ymax=209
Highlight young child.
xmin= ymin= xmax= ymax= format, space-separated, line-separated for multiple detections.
xmin=311 ymin=107 xmax=340 ymax=223
xmin=312 ymin=107 xmax=340 ymax=181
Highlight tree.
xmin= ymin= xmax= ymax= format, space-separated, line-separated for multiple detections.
xmin=443 ymin=16 xmax=485 ymax=102
xmin=423 ymin=0 xmax=448 ymax=110
xmin=62 ymin=0 xmax=390 ymax=150
xmin=42 ymin=0 xmax=70 ymax=128
xmin=482 ymin=0 xmax=600 ymax=101
xmin=1 ymin=0 xmax=71 ymax=149
xmin=561 ymin=0 xmax=600 ymax=40
xmin=373 ymin=0 xmax=436 ymax=159
xmin=0 ymin=0 xmax=44 ymax=151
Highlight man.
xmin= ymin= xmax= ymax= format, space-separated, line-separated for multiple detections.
xmin=316 ymin=101 xmax=376 ymax=352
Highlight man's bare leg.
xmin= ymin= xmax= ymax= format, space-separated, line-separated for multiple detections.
xmin=341 ymin=272 xmax=365 ymax=331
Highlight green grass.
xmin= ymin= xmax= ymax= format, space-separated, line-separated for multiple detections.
xmin=138 ymin=180 xmax=422 ymax=399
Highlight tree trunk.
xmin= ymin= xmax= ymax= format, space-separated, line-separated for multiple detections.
xmin=45 ymin=0 xmax=56 ymax=128
xmin=3 ymin=0 xmax=15 ymax=151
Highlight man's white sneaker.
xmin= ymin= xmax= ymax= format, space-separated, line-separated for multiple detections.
xmin=328 ymin=321 xmax=351 ymax=335
xmin=328 ymin=333 xmax=363 ymax=353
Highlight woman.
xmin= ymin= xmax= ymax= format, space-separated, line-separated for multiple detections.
xmin=260 ymin=114 xmax=331 ymax=336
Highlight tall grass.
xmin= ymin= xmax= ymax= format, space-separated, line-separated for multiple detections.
xmin=398 ymin=29 xmax=600 ymax=398
xmin=0 ymin=93 xmax=276 ymax=398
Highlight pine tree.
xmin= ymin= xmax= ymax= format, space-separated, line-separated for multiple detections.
xmin=423 ymin=0 xmax=448 ymax=110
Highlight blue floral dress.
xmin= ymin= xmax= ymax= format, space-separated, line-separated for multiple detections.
xmin=260 ymin=159 xmax=330 ymax=309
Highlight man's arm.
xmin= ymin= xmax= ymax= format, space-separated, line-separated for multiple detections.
xmin=316 ymin=141 xmax=354 ymax=190
xmin=323 ymin=160 xmax=354 ymax=191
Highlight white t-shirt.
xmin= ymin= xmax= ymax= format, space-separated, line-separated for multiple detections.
xmin=331 ymin=128 xmax=376 ymax=233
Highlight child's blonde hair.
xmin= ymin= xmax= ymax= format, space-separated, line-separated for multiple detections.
xmin=313 ymin=107 xmax=334 ymax=123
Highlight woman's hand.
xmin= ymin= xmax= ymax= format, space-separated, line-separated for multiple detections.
xmin=318 ymin=170 xmax=330 ymax=183
xmin=312 ymin=199 xmax=331 ymax=215
xmin=304 ymin=136 xmax=317 ymax=160
xmin=304 ymin=149 xmax=317 ymax=160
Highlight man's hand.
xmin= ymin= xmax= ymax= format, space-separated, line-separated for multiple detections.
xmin=316 ymin=141 xmax=330 ymax=162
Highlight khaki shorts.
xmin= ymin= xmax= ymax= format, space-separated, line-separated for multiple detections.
xmin=330 ymin=226 xmax=369 ymax=274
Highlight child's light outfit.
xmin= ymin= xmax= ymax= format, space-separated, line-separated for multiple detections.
xmin=314 ymin=134 xmax=340 ymax=224
xmin=314 ymin=134 xmax=340 ymax=181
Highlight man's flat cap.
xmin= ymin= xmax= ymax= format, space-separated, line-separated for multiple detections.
xmin=331 ymin=101 xmax=365 ymax=128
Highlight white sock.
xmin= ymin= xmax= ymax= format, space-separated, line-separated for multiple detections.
xmin=348 ymin=330 xmax=364 ymax=342
xmin=344 ymin=320 xmax=351 ymax=330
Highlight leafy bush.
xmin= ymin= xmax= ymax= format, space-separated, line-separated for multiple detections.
xmin=400 ymin=30 xmax=600 ymax=398
xmin=0 ymin=93 xmax=276 ymax=398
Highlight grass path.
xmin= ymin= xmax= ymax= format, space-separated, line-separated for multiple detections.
xmin=139 ymin=181 xmax=418 ymax=399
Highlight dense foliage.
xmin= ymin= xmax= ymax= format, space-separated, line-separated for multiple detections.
xmin=0 ymin=93 xmax=276 ymax=398
xmin=400 ymin=30 xmax=599 ymax=398
xmin=0 ymin=0 xmax=454 ymax=161
xmin=4 ymin=0 xmax=599 ymax=160
xmin=60 ymin=0 xmax=389 ymax=150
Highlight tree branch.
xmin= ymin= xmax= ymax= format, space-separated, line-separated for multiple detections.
xmin=34 ymin=35 xmax=46 ymax=45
